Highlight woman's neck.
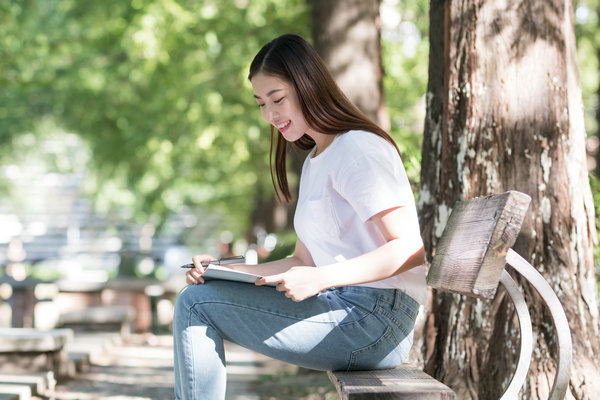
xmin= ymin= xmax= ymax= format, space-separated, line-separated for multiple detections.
xmin=310 ymin=132 xmax=337 ymax=157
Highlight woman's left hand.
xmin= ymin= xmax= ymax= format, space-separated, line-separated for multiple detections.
xmin=256 ymin=266 xmax=325 ymax=302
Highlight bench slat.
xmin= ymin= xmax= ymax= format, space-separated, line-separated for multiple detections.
xmin=328 ymin=367 xmax=455 ymax=400
xmin=0 ymin=372 xmax=54 ymax=396
xmin=0 ymin=384 xmax=31 ymax=400
xmin=0 ymin=329 xmax=72 ymax=352
xmin=0 ymin=329 xmax=73 ymax=381
xmin=426 ymin=191 xmax=531 ymax=299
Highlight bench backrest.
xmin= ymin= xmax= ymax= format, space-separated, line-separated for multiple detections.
xmin=426 ymin=190 xmax=531 ymax=299
xmin=425 ymin=190 xmax=571 ymax=400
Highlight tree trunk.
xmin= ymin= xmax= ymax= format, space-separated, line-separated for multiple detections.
xmin=419 ymin=1 xmax=599 ymax=399
xmin=308 ymin=0 xmax=390 ymax=130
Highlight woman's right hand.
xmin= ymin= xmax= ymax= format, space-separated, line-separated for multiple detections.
xmin=186 ymin=254 xmax=216 ymax=285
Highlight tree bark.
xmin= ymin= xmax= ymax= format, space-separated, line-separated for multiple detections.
xmin=419 ymin=1 xmax=599 ymax=399
xmin=308 ymin=0 xmax=390 ymax=130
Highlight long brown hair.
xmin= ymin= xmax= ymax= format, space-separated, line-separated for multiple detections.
xmin=248 ymin=34 xmax=399 ymax=202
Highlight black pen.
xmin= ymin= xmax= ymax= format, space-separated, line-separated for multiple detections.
xmin=180 ymin=255 xmax=246 ymax=269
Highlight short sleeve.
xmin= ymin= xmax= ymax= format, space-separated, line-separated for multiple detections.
xmin=333 ymin=150 xmax=415 ymax=222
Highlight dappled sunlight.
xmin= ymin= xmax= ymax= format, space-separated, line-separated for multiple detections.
xmin=0 ymin=2 xmax=596 ymax=398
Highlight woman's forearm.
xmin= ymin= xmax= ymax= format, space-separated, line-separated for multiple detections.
xmin=231 ymin=255 xmax=311 ymax=276
xmin=231 ymin=238 xmax=315 ymax=276
xmin=317 ymin=238 xmax=425 ymax=290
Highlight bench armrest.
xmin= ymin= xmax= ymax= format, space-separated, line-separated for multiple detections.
xmin=505 ymin=249 xmax=572 ymax=400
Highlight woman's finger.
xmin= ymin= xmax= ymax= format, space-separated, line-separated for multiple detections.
xmin=186 ymin=268 xmax=205 ymax=285
xmin=186 ymin=254 xmax=215 ymax=285
xmin=192 ymin=254 xmax=215 ymax=269
xmin=185 ymin=273 xmax=196 ymax=285
xmin=257 ymin=274 xmax=283 ymax=286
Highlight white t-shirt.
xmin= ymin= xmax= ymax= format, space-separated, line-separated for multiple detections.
xmin=293 ymin=130 xmax=427 ymax=305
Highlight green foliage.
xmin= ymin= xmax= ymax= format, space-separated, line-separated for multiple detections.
xmin=575 ymin=1 xmax=600 ymax=279
xmin=1 ymin=0 xmax=433 ymax=247
xmin=262 ymin=230 xmax=297 ymax=262
xmin=0 ymin=0 xmax=310 ymax=242
xmin=575 ymin=0 xmax=600 ymax=136
xmin=1 ymin=0 xmax=596 ymax=240
xmin=381 ymin=0 xmax=430 ymax=191
xmin=590 ymin=173 xmax=600 ymax=292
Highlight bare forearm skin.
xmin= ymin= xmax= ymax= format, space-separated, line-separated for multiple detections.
xmin=230 ymin=255 xmax=313 ymax=276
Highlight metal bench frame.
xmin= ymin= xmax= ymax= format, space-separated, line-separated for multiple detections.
xmin=500 ymin=249 xmax=572 ymax=400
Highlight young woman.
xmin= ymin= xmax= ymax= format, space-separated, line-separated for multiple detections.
xmin=173 ymin=33 xmax=427 ymax=399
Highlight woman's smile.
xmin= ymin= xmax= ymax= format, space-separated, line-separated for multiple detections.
xmin=276 ymin=120 xmax=291 ymax=133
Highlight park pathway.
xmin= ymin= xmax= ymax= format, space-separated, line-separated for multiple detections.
xmin=50 ymin=333 xmax=327 ymax=400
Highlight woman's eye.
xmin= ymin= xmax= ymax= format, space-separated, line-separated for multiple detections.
xmin=257 ymin=103 xmax=265 ymax=108
xmin=274 ymin=97 xmax=284 ymax=104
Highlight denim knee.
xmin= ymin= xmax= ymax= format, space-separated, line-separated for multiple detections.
xmin=173 ymin=285 xmax=205 ymax=324
xmin=174 ymin=285 xmax=193 ymax=312
xmin=174 ymin=284 xmax=218 ymax=327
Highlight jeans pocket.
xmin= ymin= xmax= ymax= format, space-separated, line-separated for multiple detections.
xmin=395 ymin=291 xmax=420 ymax=322
xmin=348 ymin=326 xmax=400 ymax=370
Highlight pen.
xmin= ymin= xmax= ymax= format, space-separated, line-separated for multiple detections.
xmin=180 ymin=255 xmax=246 ymax=269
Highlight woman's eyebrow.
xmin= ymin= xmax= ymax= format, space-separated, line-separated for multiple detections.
xmin=254 ymin=88 xmax=284 ymax=99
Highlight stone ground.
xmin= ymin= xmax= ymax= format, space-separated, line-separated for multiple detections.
xmin=49 ymin=333 xmax=337 ymax=400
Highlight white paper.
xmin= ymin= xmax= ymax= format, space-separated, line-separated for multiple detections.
xmin=202 ymin=264 xmax=277 ymax=287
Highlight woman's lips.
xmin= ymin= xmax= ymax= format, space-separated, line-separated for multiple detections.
xmin=276 ymin=120 xmax=291 ymax=133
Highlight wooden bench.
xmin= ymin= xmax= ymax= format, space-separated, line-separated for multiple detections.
xmin=0 ymin=328 xmax=73 ymax=382
xmin=65 ymin=331 xmax=122 ymax=373
xmin=58 ymin=305 xmax=135 ymax=337
xmin=0 ymin=372 xmax=55 ymax=400
xmin=328 ymin=191 xmax=572 ymax=400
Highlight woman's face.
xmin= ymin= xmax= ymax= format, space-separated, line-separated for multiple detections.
xmin=251 ymin=72 xmax=312 ymax=143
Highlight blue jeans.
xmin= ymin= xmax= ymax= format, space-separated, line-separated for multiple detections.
xmin=173 ymin=281 xmax=419 ymax=400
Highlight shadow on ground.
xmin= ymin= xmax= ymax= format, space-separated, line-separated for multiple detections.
xmin=49 ymin=334 xmax=337 ymax=400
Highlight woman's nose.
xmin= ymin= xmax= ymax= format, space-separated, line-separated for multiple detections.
xmin=263 ymin=105 xmax=279 ymax=123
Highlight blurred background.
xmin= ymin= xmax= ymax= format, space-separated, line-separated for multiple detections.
xmin=0 ymin=0 xmax=598 ymax=335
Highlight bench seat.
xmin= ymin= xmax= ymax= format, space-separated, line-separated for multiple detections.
xmin=0 ymin=386 xmax=25 ymax=400
xmin=328 ymin=366 xmax=455 ymax=400
xmin=0 ymin=328 xmax=72 ymax=381
xmin=65 ymin=331 xmax=122 ymax=373
xmin=0 ymin=372 xmax=55 ymax=397
xmin=58 ymin=305 xmax=135 ymax=337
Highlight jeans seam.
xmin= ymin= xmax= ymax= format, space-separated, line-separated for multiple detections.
xmin=348 ymin=325 xmax=396 ymax=370
xmin=378 ymin=306 xmax=411 ymax=337
xmin=190 ymin=300 xmax=338 ymax=325
xmin=186 ymin=308 xmax=197 ymax=399
xmin=336 ymin=293 xmax=379 ymax=326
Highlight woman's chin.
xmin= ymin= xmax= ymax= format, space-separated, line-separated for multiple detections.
xmin=281 ymin=131 xmax=301 ymax=142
